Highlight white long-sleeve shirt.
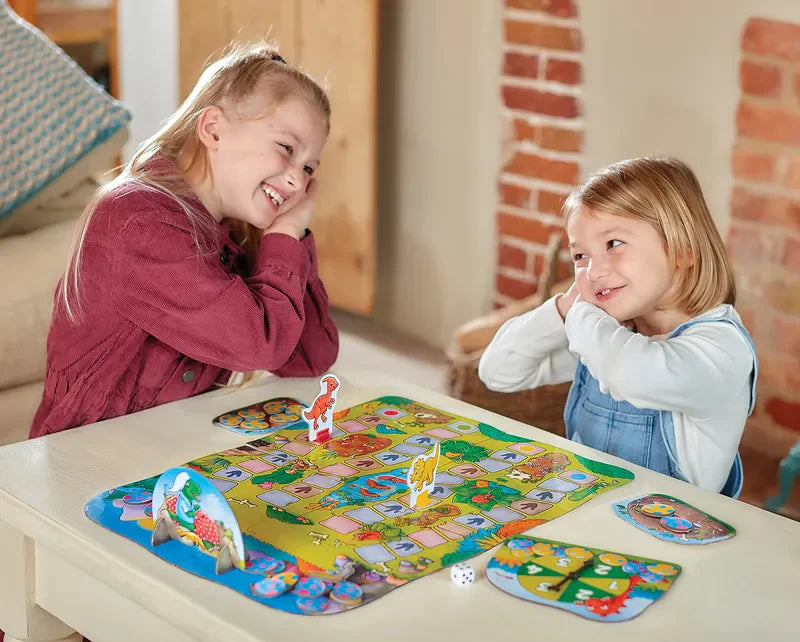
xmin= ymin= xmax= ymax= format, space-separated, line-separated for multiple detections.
xmin=478 ymin=296 xmax=755 ymax=491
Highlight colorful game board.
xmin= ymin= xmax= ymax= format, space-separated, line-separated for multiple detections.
xmin=613 ymin=493 xmax=735 ymax=545
xmin=486 ymin=536 xmax=681 ymax=621
xmin=86 ymin=396 xmax=634 ymax=615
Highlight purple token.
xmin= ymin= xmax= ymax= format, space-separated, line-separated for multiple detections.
xmin=507 ymin=538 xmax=533 ymax=550
xmin=294 ymin=576 xmax=328 ymax=598
xmin=330 ymin=581 xmax=363 ymax=604
xmin=296 ymin=595 xmax=329 ymax=613
xmin=246 ymin=556 xmax=286 ymax=575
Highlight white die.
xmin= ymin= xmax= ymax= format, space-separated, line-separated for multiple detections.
xmin=450 ymin=562 xmax=475 ymax=585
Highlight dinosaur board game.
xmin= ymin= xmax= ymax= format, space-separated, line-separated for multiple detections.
xmin=86 ymin=395 xmax=634 ymax=615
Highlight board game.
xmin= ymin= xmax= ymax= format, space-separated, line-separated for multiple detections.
xmin=486 ymin=535 xmax=681 ymax=621
xmin=86 ymin=396 xmax=634 ymax=615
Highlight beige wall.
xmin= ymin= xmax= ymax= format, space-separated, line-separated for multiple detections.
xmin=580 ymin=0 xmax=800 ymax=235
xmin=374 ymin=0 xmax=501 ymax=349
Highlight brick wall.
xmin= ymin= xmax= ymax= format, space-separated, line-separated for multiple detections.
xmin=729 ymin=17 xmax=800 ymax=455
xmin=495 ymin=0 xmax=582 ymax=307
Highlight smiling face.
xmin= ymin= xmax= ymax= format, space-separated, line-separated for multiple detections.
xmin=567 ymin=208 xmax=685 ymax=331
xmin=199 ymin=91 xmax=327 ymax=228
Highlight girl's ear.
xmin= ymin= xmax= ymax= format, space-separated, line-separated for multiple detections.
xmin=677 ymin=249 xmax=694 ymax=269
xmin=197 ymin=106 xmax=224 ymax=149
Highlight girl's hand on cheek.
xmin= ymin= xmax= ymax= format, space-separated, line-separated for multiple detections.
xmin=263 ymin=178 xmax=318 ymax=240
xmin=556 ymin=282 xmax=580 ymax=320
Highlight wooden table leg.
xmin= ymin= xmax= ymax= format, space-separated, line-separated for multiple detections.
xmin=0 ymin=521 xmax=82 ymax=642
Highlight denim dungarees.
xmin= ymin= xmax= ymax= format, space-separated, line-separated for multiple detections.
xmin=563 ymin=316 xmax=758 ymax=498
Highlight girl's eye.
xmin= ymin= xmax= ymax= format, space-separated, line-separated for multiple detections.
xmin=573 ymin=252 xmax=587 ymax=262
xmin=279 ymin=143 xmax=293 ymax=155
xmin=608 ymin=239 xmax=623 ymax=249
xmin=304 ymin=166 xmax=315 ymax=176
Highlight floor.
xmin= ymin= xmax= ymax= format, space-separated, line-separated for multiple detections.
xmin=334 ymin=309 xmax=800 ymax=521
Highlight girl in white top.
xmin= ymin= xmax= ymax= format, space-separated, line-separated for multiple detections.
xmin=479 ymin=157 xmax=757 ymax=495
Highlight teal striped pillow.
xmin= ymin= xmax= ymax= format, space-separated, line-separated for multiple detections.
xmin=0 ymin=3 xmax=131 ymax=220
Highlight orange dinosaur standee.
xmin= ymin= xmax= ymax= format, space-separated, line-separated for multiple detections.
xmin=302 ymin=374 xmax=341 ymax=443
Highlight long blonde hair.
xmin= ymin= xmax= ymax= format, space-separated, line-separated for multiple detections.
xmin=562 ymin=156 xmax=735 ymax=317
xmin=62 ymin=41 xmax=331 ymax=321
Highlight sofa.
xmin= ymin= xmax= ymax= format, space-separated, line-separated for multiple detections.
xmin=0 ymin=2 xmax=130 ymax=445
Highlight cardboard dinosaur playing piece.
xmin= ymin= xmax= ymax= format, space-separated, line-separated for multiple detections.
xmin=407 ymin=442 xmax=441 ymax=508
xmin=150 ymin=467 xmax=246 ymax=574
xmin=303 ymin=374 xmax=340 ymax=443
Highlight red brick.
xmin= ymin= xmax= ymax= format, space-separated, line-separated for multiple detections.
xmin=502 ymin=85 xmax=580 ymax=118
xmin=742 ymin=18 xmax=800 ymax=62
xmin=772 ymin=316 xmax=800 ymax=356
xmin=765 ymin=397 xmax=800 ymax=432
xmin=538 ymin=190 xmax=568 ymax=215
xmin=732 ymin=147 xmax=776 ymax=182
xmin=539 ymin=126 xmax=582 ymax=152
xmin=730 ymin=187 xmax=795 ymax=229
xmin=505 ymin=0 xmax=578 ymax=19
xmin=739 ymin=60 xmax=782 ymax=97
xmin=504 ymin=20 xmax=582 ymax=51
xmin=513 ymin=119 xmax=537 ymax=144
xmin=726 ymin=223 xmax=765 ymax=263
xmin=737 ymin=102 xmax=800 ymax=145
xmin=785 ymin=158 xmax=800 ymax=189
xmin=496 ymin=274 xmax=538 ymax=300
xmin=498 ymin=243 xmax=528 ymax=270
xmin=504 ymin=52 xmax=539 ymax=79
xmin=498 ymin=212 xmax=563 ymax=244
xmin=783 ymin=237 xmax=800 ymax=272
xmin=545 ymin=58 xmax=582 ymax=85
xmin=795 ymin=72 xmax=800 ymax=104
xmin=500 ymin=182 xmax=533 ymax=208
xmin=504 ymin=152 xmax=579 ymax=184
xmin=759 ymin=355 xmax=800 ymax=392
xmin=765 ymin=281 xmax=800 ymax=315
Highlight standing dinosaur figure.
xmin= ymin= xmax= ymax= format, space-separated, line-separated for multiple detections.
xmin=302 ymin=374 xmax=340 ymax=442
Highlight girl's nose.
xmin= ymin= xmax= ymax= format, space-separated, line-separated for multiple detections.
xmin=587 ymin=257 xmax=610 ymax=280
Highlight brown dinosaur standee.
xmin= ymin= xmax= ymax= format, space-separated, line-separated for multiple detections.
xmin=303 ymin=374 xmax=340 ymax=442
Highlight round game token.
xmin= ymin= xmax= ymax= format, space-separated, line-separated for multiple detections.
xmin=639 ymin=569 xmax=663 ymax=583
xmin=507 ymin=538 xmax=533 ymax=551
xmin=598 ymin=553 xmax=627 ymax=567
xmin=531 ymin=542 xmax=555 ymax=556
xmin=296 ymin=595 xmax=329 ymax=613
xmin=239 ymin=418 xmax=270 ymax=430
xmin=660 ymin=516 xmax=693 ymax=533
xmin=238 ymin=409 xmax=266 ymax=419
xmin=246 ymin=556 xmax=285 ymax=575
xmin=565 ymin=547 xmax=593 ymax=560
xmin=217 ymin=413 xmax=242 ymax=426
xmin=647 ymin=563 xmax=679 ymax=577
xmin=251 ymin=576 xmax=289 ymax=598
xmin=294 ymin=576 xmax=329 ymax=599
xmin=330 ymin=581 xmax=363 ymax=605
xmin=263 ymin=400 xmax=287 ymax=413
xmin=272 ymin=571 xmax=300 ymax=587
xmin=641 ymin=502 xmax=675 ymax=516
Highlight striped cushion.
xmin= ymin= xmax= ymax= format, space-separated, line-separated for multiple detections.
xmin=0 ymin=3 xmax=131 ymax=220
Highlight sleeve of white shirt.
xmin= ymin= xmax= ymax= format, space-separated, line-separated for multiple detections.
xmin=563 ymin=301 xmax=753 ymax=416
xmin=478 ymin=296 xmax=578 ymax=392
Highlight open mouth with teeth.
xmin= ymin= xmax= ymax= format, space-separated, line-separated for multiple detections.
xmin=596 ymin=286 xmax=625 ymax=302
xmin=262 ymin=183 xmax=286 ymax=210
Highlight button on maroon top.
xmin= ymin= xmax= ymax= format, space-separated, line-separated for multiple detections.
xmin=30 ymin=181 xmax=339 ymax=438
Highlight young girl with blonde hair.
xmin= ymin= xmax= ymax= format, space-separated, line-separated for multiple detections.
xmin=31 ymin=43 xmax=339 ymax=439
xmin=479 ymin=157 xmax=757 ymax=497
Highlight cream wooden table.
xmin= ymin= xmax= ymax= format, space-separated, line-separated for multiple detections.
xmin=1 ymin=368 xmax=798 ymax=642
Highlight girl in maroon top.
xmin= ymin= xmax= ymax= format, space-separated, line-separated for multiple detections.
xmin=30 ymin=44 xmax=339 ymax=439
